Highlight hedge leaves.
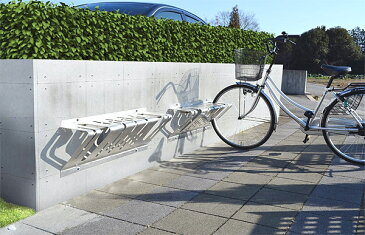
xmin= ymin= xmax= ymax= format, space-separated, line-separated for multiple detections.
xmin=0 ymin=1 xmax=271 ymax=62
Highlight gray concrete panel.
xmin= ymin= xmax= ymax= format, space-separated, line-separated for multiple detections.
xmin=1 ymin=130 xmax=36 ymax=179
xmin=37 ymin=171 xmax=87 ymax=210
xmin=85 ymin=60 xmax=124 ymax=82
xmin=34 ymin=60 xmax=87 ymax=84
xmin=1 ymin=173 xmax=36 ymax=208
xmin=0 ymin=60 xmax=33 ymax=84
xmin=282 ymin=70 xmax=307 ymax=95
xmin=36 ymin=82 xmax=87 ymax=132
xmin=0 ymin=83 xmax=34 ymax=132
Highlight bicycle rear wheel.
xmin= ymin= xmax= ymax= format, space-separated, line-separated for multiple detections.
xmin=211 ymin=84 xmax=276 ymax=150
xmin=321 ymin=89 xmax=365 ymax=165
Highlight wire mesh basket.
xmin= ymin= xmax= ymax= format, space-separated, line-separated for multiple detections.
xmin=234 ymin=48 xmax=267 ymax=81
xmin=330 ymin=93 xmax=363 ymax=115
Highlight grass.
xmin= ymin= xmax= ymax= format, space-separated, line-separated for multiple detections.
xmin=0 ymin=198 xmax=35 ymax=227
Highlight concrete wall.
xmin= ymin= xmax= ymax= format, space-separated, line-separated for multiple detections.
xmin=0 ymin=59 xmax=283 ymax=210
xmin=281 ymin=69 xmax=307 ymax=95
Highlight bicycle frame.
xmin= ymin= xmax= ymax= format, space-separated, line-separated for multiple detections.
xmin=242 ymin=68 xmax=361 ymax=135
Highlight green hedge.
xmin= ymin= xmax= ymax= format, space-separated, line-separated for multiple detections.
xmin=0 ymin=1 xmax=272 ymax=62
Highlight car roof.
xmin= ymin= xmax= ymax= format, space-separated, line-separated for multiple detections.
xmin=77 ymin=2 xmax=206 ymax=24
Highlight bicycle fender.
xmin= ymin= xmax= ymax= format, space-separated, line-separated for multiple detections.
xmin=235 ymin=82 xmax=278 ymax=130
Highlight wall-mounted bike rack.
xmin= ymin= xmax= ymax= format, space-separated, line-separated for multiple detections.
xmin=60 ymin=109 xmax=171 ymax=176
xmin=166 ymin=101 xmax=231 ymax=139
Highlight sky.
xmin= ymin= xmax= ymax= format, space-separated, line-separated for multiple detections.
xmin=1 ymin=0 xmax=364 ymax=35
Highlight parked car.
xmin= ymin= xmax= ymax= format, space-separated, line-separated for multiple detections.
xmin=77 ymin=2 xmax=207 ymax=25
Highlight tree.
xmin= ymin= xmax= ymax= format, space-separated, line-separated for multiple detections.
xmin=211 ymin=7 xmax=259 ymax=31
xmin=292 ymin=26 xmax=329 ymax=73
xmin=228 ymin=5 xmax=240 ymax=29
xmin=326 ymin=27 xmax=362 ymax=66
xmin=349 ymin=27 xmax=365 ymax=53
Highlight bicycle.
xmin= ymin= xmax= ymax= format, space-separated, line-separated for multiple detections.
xmin=211 ymin=32 xmax=365 ymax=166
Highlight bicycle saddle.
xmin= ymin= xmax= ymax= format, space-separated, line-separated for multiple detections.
xmin=321 ymin=64 xmax=351 ymax=77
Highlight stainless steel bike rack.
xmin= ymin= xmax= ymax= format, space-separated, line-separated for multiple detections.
xmin=60 ymin=109 xmax=171 ymax=176
xmin=166 ymin=101 xmax=231 ymax=138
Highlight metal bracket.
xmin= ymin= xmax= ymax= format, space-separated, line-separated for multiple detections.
xmin=60 ymin=108 xmax=171 ymax=175
xmin=166 ymin=101 xmax=231 ymax=138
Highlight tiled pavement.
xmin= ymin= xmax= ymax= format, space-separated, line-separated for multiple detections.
xmin=2 ymin=98 xmax=365 ymax=234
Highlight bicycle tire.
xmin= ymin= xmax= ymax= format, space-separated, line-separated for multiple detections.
xmin=211 ymin=84 xmax=276 ymax=150
xmin=321 ymin=88 xmax=365 ymax=165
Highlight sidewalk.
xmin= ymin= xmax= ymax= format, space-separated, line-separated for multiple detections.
xmin=2 ymin=90 xmax=365 ymax=234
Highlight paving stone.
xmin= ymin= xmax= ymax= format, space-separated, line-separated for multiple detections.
xmin=163 ymin=175 xmax=218 ymax=192
xmin=326 ymin=165 xmax=365 ymax=180
xmin=266 ymin=177 xmax=317 ymax=195
xmin=250 ymin=188 xmax=308 ymax=210
xmin=104 ymin=200 xmax=175 ymax=226
xmin=153 ymin=209 xmax=226 ymax=234
xmin=64 ymin=190 xmax=130 ymax=214
xmin=232 ymin=201 xmax=297 ymax=230
xmin=302 ymin=196 xmax=362 ymax=220
xmin=186 ymin=162 xmax=234 ymax=181
xmin=62 ymin=216 xmax=145 ymax=235
xmin=310 ymin=184 xmax=363 ymax=205
xmin=136 ymin=186 xmax=198 ymax=208
xmin=22 ymin=205 xmax=98 ymax=234
xmin=98 ymin=179 xmax=159 ymax=198
xmin=289 ymin=212 xmax=357 ymax=235
xmin=290 ymin=156 xmax=333 ymax=167
xmin=240 ymin=163 xmax=284 ymax=177
xmin=277 ymin=164 xmax=325 ymax=183
xmin=139 ymin=228 xmax=174 ymax=235
xmin=126 ymin=169 xmax=181 ymax=186
xmin=319 ymin=174 xmax=365 ymax=191
xmin=223 ymin=171 xmax=273 ymax=185
xmin=214 ymin=219 xmax=285 ymax=235
xmin=206 ymin=181 xmax=262 ymax=201
xmin=181 ymin=193 xmax=244 ymax=218
xmin=0 ymin=222 xmax=52 ymax=235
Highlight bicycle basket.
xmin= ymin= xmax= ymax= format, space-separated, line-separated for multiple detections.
xmin=234 ymin=48 xmax=267 ymax=81
xmin=330 ymin=93 xmax=364 ymax=115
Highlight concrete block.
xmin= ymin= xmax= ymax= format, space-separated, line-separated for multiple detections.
xmin=85 ymin=60 xmax=124 ymax=82
xmin=36 ymin=82 xmax=87 ymax=132
xmin=1 ymin=130 xmax=36 ymax=179
xmin=153 ymin=209 xmax=226 ymax=234
xmin=0 ymin=59 xmax=33 ymax=84
xmin=0 ymin=83 xmax=34 ymax=132
xmin=104 ymin=199 xmax=176 ymax=226
xmin=62 ymin=216 xmax=145 ymax=235
xmin=37 ymin=171 xmax=87 ymax=210
xmin=1 ymin=174 xmax=36 ymax=208
xmin=281 ymin=70 xmax=307 ymax=95
xmin=86 ymin=81 xmax=106 ymax=116
xmin=22 ymin=204 xmax=97 ymax=234
xmin=34 ymin=60 xmax=86 ymax=84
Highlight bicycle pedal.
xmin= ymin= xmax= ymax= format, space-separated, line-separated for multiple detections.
xmin=303 ymin=134 xmax=310 ymax=143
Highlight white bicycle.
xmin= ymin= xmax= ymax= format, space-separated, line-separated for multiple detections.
xmin=212 ymin=32 xmax=365 ymax=166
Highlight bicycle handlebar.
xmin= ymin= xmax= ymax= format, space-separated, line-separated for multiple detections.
xmin=266 ymin=32 xmax=300 ymax=54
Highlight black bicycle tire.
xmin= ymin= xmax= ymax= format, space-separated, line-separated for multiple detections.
xmin=211 ymin=84 xmax=276 ymax=150
xmin=321 ymin=88 xmax=365 ymax=166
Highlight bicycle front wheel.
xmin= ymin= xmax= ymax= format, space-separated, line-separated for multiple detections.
xmin=212 ymin=84 xmax=276 ymax=150
xmin=321 ymin=89 xmax=365 ymax=165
